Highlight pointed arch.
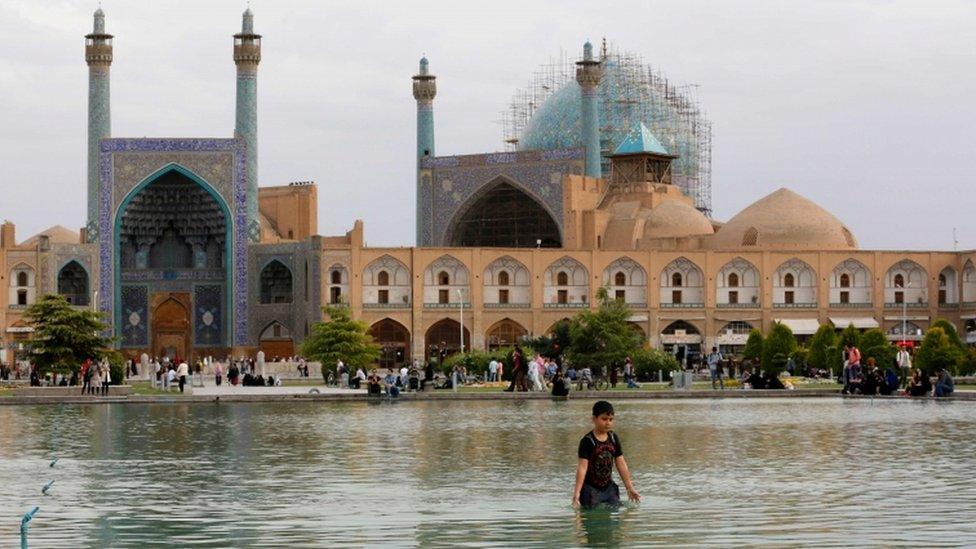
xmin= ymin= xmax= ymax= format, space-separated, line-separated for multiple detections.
xmin=939 ymin=266 xmax=958 ymax=305
xmin=660 ymin=257 xmax=704 ymax=307
xmin=716 ymin=257 xmax=760 ymax=307
xmin=425 ymin=318 xmax=471 ymax=360
xmin=544 ymin=256 xmax=589 ymax=307
xmin=57 ymin=260 xmax=89 ymax=306
xmin=424 ymin=255 xmax=470 ymax=305
xmin=363 ymin=255 xmax=411 ymax=307
xmin=258 ymin=320 xmax=294 ymax=359
xmin=369 ymin=318 xmax=411 ymax=368
xmin=445 ymin=177 xmax=562 ymax=248
xmin=485 ymin=318 xmax=528 ymax=350
xmin=774 ymin=258 xmax=816 ymax=306
xmin=259 ymin=260 xmax=293 ymax=304
xmin=483 ymin=256 xmax=531 ymax=306
xmin=885 ymin=259 xmax=927 ymax=306
xmin=963 ymin=260 xmax=976 ymax=303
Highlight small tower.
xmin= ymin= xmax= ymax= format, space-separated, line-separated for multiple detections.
xmin=412 ymin=56 xmax=436 ymax=245
xmin=85 ymin=7 xmax=113 ymax=241
xmin=575 ymin=41 xmax=603 ymax=178
xmin=234 ymin=8 xmax=261 ymax=241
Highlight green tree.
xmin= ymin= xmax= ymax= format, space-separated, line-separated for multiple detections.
xmin=762 ymin=322 xmax=797 ymax=373
xmin=526 ymin=319 xmax=571 ymax=359
xmin=631 ymin=347 xmax=680 ymax=381
xmin=807 ymin=324 xmax=837 ymax=373
xmin=860 ymin=328 xmax=896 ymax=369
xmin=564 ymin=287 xmax=642 ymax=373
xmin=838 ymin=323 xmax=860 ymax=350
xmin=930 ymin=318 xmax=966 ymax=352
xmin=300 ymin=305 xmax=381 ymax=380
xmin=914 ymin=327 xmax=963 ymax=375
xmin=24 ymin=294 xmax=115 ymax=376
xmin=742 ymin=329 xmax=764 ymax=362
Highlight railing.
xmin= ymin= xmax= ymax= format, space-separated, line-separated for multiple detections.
xmin=625 ymin=303 xmax=648 ymax=309
xmin=938 ymin=302 xmax=960 ymax=310
xmin=484 ymin=303 xmax=531 ymax=309
xmin=716 ymin=302 xmax=759 ymax=309
xmin=828 ymin=302 xmax=873 ymax=309
xmin=660 ymin=302 xmax=704 ymax=309
xmin=363 ymin=302 xmax=410 ymax=309
xmin=543 ymin=303 xmax=588 ymax=309
xmin=884 ymin=302 xmax=928 ymax=309
xmin=7 ymin=304 xmax=27 ymax=310
xmin=423 ymin=302 xmax=471 ymax=309
xmin=962 ymin=301 xmax=976 ymax=309
xmin=772 ymin=302 xmax=817 ymax=309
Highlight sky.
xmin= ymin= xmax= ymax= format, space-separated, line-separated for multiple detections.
xmin=1 ymin=0 xmax=975 ymax=250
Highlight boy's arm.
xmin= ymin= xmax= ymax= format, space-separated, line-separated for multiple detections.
xmin=572 ymin=458 xmax=588 ymax=506
xmin=615 ymin=456 xmax=641 ymax=502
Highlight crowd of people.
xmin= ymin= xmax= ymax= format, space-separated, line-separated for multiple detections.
xmin=840 ymin=343 xmax=955 ymax=397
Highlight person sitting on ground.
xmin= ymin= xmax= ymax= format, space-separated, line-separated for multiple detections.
xmin=765 ymin=371 xmax=785 ymax=390
xmin=383 ymin=370 xmax=400 ymax=397
xmin=366 ymin=369 xmax=383 ymax=395
xmin=744 ymin=369 xmax=763 ymax=390
xmin=934 ymin=368 xmax=954 ymax=398
xmin=860 ymin=359 xmax=879 ymax=395
xmin=551 ymin=369 xmax=570 ymax=397
xmin=883 ymin=367 xmax=900 ymax=395
xmin=353 ymin=367 xmax=366 ymax=390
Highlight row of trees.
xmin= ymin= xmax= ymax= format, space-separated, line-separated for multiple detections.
xmin=741 ymin=318 xmax=976 ymax=376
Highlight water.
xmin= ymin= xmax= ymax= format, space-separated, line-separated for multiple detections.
xmin=1 ymin=398 xmax=974 ymax=547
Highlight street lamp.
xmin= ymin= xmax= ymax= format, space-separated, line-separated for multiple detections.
xmin=902 ymin=281 xmax=911 ymax=349
xmin=457 ymin=288 xmax=465 ymax=354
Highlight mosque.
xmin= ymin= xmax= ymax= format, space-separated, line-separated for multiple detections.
xmin=0 ymin=8 xmax=974 ymax=369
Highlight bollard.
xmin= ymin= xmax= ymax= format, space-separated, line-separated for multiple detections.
xmin=41 ymin=480 xmax=55 ymax=495
xmin=21 ymin=506 xmax=39 ymax=549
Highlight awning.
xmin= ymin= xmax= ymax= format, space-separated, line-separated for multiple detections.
xmin=773 ymin=318 xmax=820 ymax=335
xmin=829 ymin=317 xmax=879 ymax=329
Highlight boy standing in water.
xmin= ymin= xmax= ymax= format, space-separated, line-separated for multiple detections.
xmin=573 ymin=400 xmax=641 ymax=508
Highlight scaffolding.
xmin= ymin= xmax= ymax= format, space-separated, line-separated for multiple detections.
xmin=499 ymin=42 xmax=713 ymax=216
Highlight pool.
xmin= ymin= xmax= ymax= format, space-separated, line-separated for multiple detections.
xmin=1 ymin=398 xmax=974 ymax=547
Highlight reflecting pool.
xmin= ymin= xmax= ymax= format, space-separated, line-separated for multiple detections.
xmin=1 ymin=398 xmax=974 ymax=547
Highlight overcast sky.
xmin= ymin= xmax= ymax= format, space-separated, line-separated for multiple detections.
xmin=1 ymin=0 xmax=974 ymax=250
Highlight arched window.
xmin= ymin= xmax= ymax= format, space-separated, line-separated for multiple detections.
xmin=727 ymin=273 xmax=739 ymax=287
xmin=331 ymin=270 xmax=342 ymax=284
xmin=840 ymin=273 xmax=850 ymax=288
xmin=784 ymin=273 xmax=795 ymax=287
xmin=57 ymin=261 xmax=89 ymax=306
xmin=259 ymin=260 xmax=293 ymax=304
xmin=614 ymin=272 xmax=626 ymax=286
xmin=671 ymin=272 xmax=683 ymax=287
xmin=557 ymin=271 xmax=569 ymax=286
xmin=16 ymin=289 xmax=27 ymax=306
xmin=437 ymin=271 xmax=450 ymax=285
xmin=894 ymin=274 xmax=904 ymax=288
xmin=939 ymin=274 xmax=947 ymax=287
xmin=16 ymin=272 xmax=28 ymax=287
xmin=377 ymin=270 xmax=390 ymax=286
xmin=498 ymin=271 xmax=510 ymax=286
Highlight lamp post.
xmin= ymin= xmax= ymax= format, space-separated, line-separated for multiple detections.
xmin=902 ymin=281 xmax=910 ymax=349
xmin=457 ymin=289 xmax=465 ymax=354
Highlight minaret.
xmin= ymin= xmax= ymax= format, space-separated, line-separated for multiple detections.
xmin=85 ymin=7 xmax=112 ymax=240
xmin=234 ymin=8 xmax=261 ymax=240
xmin=575 ymin=41 xmax=603 ymax=178
xmin=412 ymin=56 xmax=436 ymax=245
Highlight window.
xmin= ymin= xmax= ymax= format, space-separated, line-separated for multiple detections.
xmin=439 ymin=289 xmax=449 ymax=304
xmin=57 ymin=261 xmax=89 ymax=307
xmin=16 ymin=272 xmax=28 ymax=287
xmin=785 ymin=291 xmax=795 ymax=304
xmin=287 ymin=230 xmax=294 ymax=239
xmin=614 ymin=272 xmax=626 ymax=286
xmin=273 ymin=324 xmax=283 ymax=338
xmin=671 ymin=273 xmax=682 ymax=287
xmin=331 ymin=270 xmax=342 ymax=284
xmin=840 ymin=273 xmax=850 ymax=288
xmin=840 ymin=291 xmax=850 ymax=304
xmin=330 ymin=287 xmax=342 ymax=304
xmin=615 ymin=289 xmax=625 ymax=301
xmin=259 ymin=260 xmax=293 ymax=304
xmin=728 ymin=273 xmax=739 ymax=287
xmin=894 ymin=274 xmax=904 ymax=288
xmin=437 ymin=271 xmax=450 ymax=285
xmin=557 ymin=271 xmax=568 ymax=286
xmin=378 ymin=289 xmax=389 ymax=304
xmin=672 ymin=290 xmax=682 ymax=304
xmin=498 ymin=271 xmax=510 ymax=286
xmin=17 ymin=290 xmax=27 ymax=306
xmin=742 ymin=227 xmax=758 ymax=246
xmin=728 ymin=290 xmax=738 ymax=304
xmin=784 ymin=273 xmax=795 ymax=288
xmin=895 ymin=291 xmax=904 ymax=304
xmin=557 ymin=289 xmax=568 ymax=304
xmin=378 ymin=271 xmax=390 ymax=286
xmin=939 ymin=289 xmax=947 ymax=304
xmin=499 ymin=289 xmax=509 ymax=304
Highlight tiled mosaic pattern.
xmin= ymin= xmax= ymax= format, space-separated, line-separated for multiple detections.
xmin=194 ymin=284 xmax=223 ymax=346
xmin=120 ymin=285 xmax=148 ymax=347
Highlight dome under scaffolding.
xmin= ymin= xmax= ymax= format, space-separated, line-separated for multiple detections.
xmin=500 ymin=43 xmax=713 ymax=216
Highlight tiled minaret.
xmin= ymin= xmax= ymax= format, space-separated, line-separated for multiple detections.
xmin=413 ymin=57 xmax=436 ymax=245
xmin=85 ymin=7 xmax=112 ymax=241
xmin=234 ymin=8 xmax=261 ymax=241
xmin=575 ymin=41 xmax=603 ymax=178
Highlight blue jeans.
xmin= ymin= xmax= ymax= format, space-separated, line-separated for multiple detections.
xmin=711 ymin=370 xmax=724 ymax=390
xmin=935 ymin=383 xmax=953 ymax=397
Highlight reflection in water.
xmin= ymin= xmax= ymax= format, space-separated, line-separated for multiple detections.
xmin=0 ymin=399 xmax=975 ymax=547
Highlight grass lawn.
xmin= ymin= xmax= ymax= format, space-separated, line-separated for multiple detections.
xmin=129 ymin=381 xmax=185 ymax=396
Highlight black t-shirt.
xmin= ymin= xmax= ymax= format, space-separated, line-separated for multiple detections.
xmin=578 ymin=430 xmax=623 ymax=488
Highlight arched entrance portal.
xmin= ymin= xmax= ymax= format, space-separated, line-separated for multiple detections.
xmin=152 ymin=295 xmax=190 ymax=361
xmin=116 ymin=165 xmax=231 ymax=355
xmin=447 ymin=181 xmax=561 ymax=247
xmin=425 ymin=318 xmax=471 ymax=361
xmin=485 ymin=318 xmax=528 ymax=350
xmin=369 ymin=319 xmax=411 ymax=369
xmin=660 ymin=320 xmax=702 ymax=366
xmin=259 ymin=321 xmax=294 ymax=359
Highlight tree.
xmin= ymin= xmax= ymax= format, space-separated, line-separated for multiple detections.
xmin=838 ymin=323 xmax=860 ymax=350
xmin=24 ymin=294 xmax=115 ymax=376
xmin=300 ymin=305 xmax=381 ymax=380
xmin=631 ymin=348 xmax=680 ymax=381
xmin=860 ymin=328 xmax=896 ymax=370
xmin=762 ymin=322 xmax=797 ymax=373
xmin=930 ymin=318 xmax=966 ymax=352
xmin=564 ymin=287 xmax=642 ymax=373
xmin=807 ymin=324 xmax=837 ymax=373
xmin=742 ymin=329 xmax=764 ymax=362
xmin=914 ymin=327 xmax=963 ymax=375
xmin=526 ymin=319 xmax=571 ymax=359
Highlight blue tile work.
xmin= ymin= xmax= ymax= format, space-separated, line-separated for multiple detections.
xmin=194 ymin=284 xmax=223 ymax=346
xmin=87 ymin=70 xmax=110 ymax=239
xmin=120 ymin=285 xmax=148 ymax=348
xmin=98 ymin=138 xmax=249 ymax=347
xmin=236 ymin=72 xmax=260 ymax=241
xmin=417 ymin=149 xmax=584 ymax=246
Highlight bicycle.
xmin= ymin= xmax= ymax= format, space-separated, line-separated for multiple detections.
xmin=577 ymin=375 xmax=609 ymax=391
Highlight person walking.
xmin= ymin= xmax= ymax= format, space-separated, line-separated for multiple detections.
xmin=623 ymin=357 xmax=640 ymax=389
xmin=488 ymin=359 xmax=498 ymax=382
xmin=101 ymin=360 xmax=111 ymax=396
xmin=177 ymin=360 xmax=189 ymax=393
xmin=896 ymin=346 xmax=913 ymax=389
xmin=81 ymin=360 xmax=93 ymax=395
xmin=707 ymin=347 xmax=724 ymax=390
xmin=214 ymin=361 xmax=223 ymax=386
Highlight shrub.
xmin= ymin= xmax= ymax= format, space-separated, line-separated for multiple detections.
xmin=838 ymin=323 xmax=860 ymax=350
xmin=742 ymin=329 xmax=764 ymax=362
xmin=762 ymin=323 xmax=796 ymax=373
xmin=807 ymin=324 xmax=837 ymax=372
xmin=441 ymin=347 xmax=516 ymax=377
xmin=632 ymin=348 xmax=680 ymax=381
xmin=860 ymin=328 xmax=896 ymax=370
xmin=915 ymin=327 xmax=963 ymax=376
